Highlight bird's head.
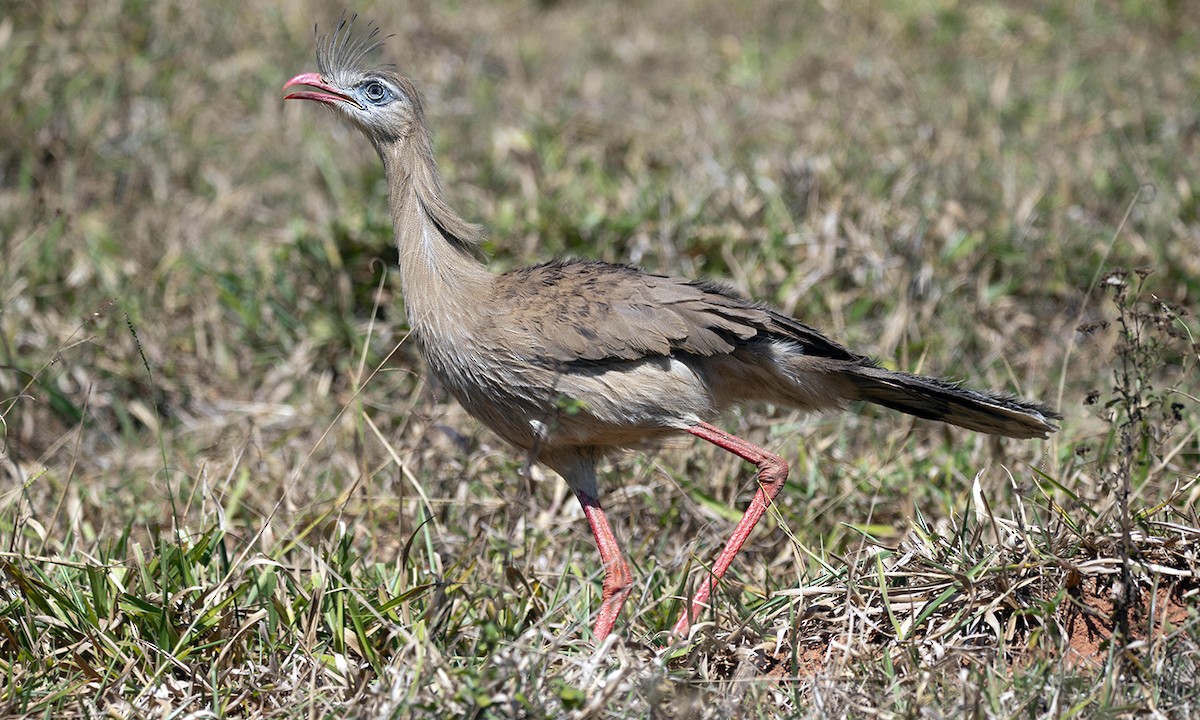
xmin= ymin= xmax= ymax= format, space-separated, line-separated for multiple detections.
xmin=284 ymin=16 xmax=423 ymax=146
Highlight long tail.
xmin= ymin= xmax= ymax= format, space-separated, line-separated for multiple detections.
xmin=840 ymin=364 xmax=1061 ymax=439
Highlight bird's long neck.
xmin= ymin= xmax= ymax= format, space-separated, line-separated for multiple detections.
xmin=377 ymin=130 xmax=490 ymax=338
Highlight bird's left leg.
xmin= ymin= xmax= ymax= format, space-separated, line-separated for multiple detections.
xmin=574 ymin=490 xmax=633 ymax=640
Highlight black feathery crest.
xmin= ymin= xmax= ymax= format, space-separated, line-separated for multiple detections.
xmin=314 ymin=13 xmax=394 ymax=80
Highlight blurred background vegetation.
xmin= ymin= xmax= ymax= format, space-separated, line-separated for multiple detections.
xmin=1 ymin=0 xmax=1197 ymax=716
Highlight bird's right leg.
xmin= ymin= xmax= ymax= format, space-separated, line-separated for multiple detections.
xmin=674 ymin=421 xmax=790 ymax=636
xmin=574 ymin=490 xmax=633 ymax=641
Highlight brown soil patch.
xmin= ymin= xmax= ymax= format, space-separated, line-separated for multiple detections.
xmin=1060 ymin=577 xmax=1195 ymax=668
xmin=761 ymin=642 xmax=830 ymax=679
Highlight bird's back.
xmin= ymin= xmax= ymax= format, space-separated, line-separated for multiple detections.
xmin=417 ymin=259 xmax=861 ymax=452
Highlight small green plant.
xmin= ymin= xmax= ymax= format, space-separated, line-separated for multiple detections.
xmin=1078 ymin=266 xmax=1197 ymax=662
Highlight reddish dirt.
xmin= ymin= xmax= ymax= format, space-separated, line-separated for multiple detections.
xmin=761 ymin=641 xmax=829 ymax=678
xmin=755 ymin=578 xmax=1196 ymax=677
xmin=1059 ymin=577 xmax=1194 ymax=668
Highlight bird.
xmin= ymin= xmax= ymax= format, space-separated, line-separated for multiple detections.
xmin=283 ymin=17 xmax=1060 ymax=642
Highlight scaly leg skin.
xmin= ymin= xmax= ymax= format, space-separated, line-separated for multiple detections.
xmin=674 ymin=421 xmax=790 ymax=637
xmin=575 ymin=490 xmax=633 ymax=640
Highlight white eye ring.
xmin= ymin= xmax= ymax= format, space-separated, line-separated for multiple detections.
xmin=363 ymin=81 xmax=388 ymax=103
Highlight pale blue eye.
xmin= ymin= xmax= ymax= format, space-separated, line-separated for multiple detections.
xmin=363 ymin=81 xmax=389 ymax=104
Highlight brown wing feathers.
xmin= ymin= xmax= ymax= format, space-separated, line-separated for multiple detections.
xmin=496 ymin=259 xmax=864 ymax=365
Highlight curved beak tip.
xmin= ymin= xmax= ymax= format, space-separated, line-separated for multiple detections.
xmin=283 ymin=72 xmax=323 ymax=94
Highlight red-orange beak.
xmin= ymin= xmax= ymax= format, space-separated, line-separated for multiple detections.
xmin=283 ymin=72 xmax=360 ymax=108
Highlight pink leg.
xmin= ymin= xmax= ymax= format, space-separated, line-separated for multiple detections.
xmin=673 ymin=421 xmax=790 ymax=636
xmin=575 ymin=490 xmax=633 ymax=640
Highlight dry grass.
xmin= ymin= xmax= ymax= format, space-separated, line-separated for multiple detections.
xmin=1 ymin=0 xmax=1198 ymax=717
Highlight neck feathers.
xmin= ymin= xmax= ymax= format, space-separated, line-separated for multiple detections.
xmin=379 ymin=127 xmax=484 ymax=256
xmin=377 ymin=124 xmax=490 ymax=331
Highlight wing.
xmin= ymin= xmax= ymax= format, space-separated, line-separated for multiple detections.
xmin=487 ymin=259 xmax=867 ymax=365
